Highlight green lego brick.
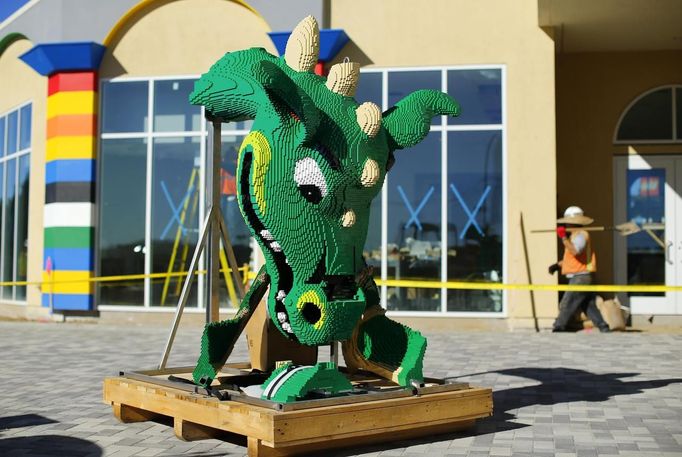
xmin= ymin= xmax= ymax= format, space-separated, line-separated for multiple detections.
xmin=190 ymin=16 xmax=459 ymax=389
xmin=260 ymin=362 xmax=352 ymax=403
xmin=193 ymin=267 xmax=270 ymax=387
xmin=44 ymin=227 xmax=94 ymax=248
xmin=358 ymin=312 xmax=427 ymax=386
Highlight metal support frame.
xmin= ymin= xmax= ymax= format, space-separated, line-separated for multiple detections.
xmin=158 ymin=116 xmax=245 ymax=370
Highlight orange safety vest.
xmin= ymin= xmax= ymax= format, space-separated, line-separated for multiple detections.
xmin=561 ymin=230 xmax=596 ymax=275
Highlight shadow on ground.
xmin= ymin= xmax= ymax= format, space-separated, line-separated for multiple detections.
xmin=0 ymin=414 xmax=102 ymax=456
xmin=324 ymin=367 xmax=682 ymax=457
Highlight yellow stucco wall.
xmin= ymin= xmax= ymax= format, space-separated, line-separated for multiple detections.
xmin=556 ymin=50 xmax=682 ymax=289
xmin=0 ymin=38 xmax=47 ymax=316
xmin=100 ymin=0 xmax=274 ymax=78
xmin=330 ymin=0 xmax=559 ymax=327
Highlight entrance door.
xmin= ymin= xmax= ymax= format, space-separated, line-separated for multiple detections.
xmin=614 ymin=155 xmax=682 ymax=315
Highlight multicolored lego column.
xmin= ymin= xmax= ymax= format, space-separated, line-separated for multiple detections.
xmin=20 ymin=42 xmax=105 ymax=311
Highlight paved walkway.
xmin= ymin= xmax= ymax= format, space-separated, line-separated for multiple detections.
xmin=0 ymin=321 xmax=681 ymax=456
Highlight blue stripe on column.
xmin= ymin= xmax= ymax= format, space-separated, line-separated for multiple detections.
xmin=44 ymin=248 xmax=94 ymax=271
xmin=42 ymin=293 xmax=93 ymax=311
xmin=46 ymin=159 xmax=95 ymax=184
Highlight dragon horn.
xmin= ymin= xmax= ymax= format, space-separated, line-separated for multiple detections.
xmin=284 ymin=15 xmax=320 ymax=72
xmin=383 ymin=90 xmax=460 ymax=150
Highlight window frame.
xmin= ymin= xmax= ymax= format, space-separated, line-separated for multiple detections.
xmin=360 ymin=65 xmax=507 ymax=317
xmin=0 ymin=100 xmax=32 ymax=304
xmin=614 ymin=84 xmax=682 ymax=145
xmin=98 ymin=75 xmax=253 ymax=312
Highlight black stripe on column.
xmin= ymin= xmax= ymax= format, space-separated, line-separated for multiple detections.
xmin=45 ymin=182 xmax=96 ymax=204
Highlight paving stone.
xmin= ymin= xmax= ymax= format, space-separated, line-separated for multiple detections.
xmin=1 ymin=322 xmax=681 ymax=456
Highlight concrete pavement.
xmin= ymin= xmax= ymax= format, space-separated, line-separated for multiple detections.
xmin=0 ymin=321 xmax=681 ymax=456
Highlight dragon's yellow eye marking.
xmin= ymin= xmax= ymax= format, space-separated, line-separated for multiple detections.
xmin=297 ymin=290 xmax=326 ymax=330
xmin=239 ymin=131 xmax=271 ymax=214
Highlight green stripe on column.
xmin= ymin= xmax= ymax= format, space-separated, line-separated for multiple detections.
xmin=44 ymin=227 xmax=94 ymax=248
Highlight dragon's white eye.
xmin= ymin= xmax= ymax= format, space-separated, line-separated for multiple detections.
xmin=294 ymin=158 xmax=327 ymax=204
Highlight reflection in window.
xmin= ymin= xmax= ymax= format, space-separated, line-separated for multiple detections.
xmin=99 ymin=78 xmax=258 ymax=308
xmin=447 ymin=131 xmax=503 ymax=312
xmin=2 ymin=159 xmax=15 ymax=300
xmin=153 ymin=79 xmax=201 ymax=132
xmin=7 ymin=111 xmax=18 ymax=154
xmin=356 ymin=72 xmax=382 ymax=108
xmin=101 ymin=81 xmax=148 ymax=133
xmin=15 ymin=155 xmax=29 ymax=300
xmin=151 ymin=137 xmax=200 ymax=307
xmin=626 ymin=168 xmax=665 ymax=296
xmin=388 ymin=71 xmax=441 ymax=126
xmin=99 ymin=139 xmax=147 ymax=306
xmin=677 ymin=88 xmax=682 ymax=138
xmin=387 ymin=133 xmax=441 ymax=311
xmin=448 ymin=69 xmax=501 ymax=125
xmin=0 ymin=117 xmax=4 ymax=157
xmin=0 ymin=103 xmax=31 ymax=301
xmin=19 ymin=105 xmax=31 ymax=150
xmin=616 ymin=87 xmax=676 ymax=141
xmin=219 ymin=134 xmax=251 ymax=306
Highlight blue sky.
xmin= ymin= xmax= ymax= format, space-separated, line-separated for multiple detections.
xmin=0 ymin=0 xmax=30 ymax=23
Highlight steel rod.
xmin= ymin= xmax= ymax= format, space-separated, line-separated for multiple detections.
xmin=206 ymin=117 xmax=222 ymax=323
xmin=158 ymin=209 xmax=213 ymax=370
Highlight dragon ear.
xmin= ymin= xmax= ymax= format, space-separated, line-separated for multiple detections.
xmin=383 ymin=90 xmax=460 ymax=150
xmin=253 ymin=60 xmax=320 ymax=140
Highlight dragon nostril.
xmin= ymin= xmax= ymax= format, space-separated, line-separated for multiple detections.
xmin=301 ymin=301 xmax=322 ymax=325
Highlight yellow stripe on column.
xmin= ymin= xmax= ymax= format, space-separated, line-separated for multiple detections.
xmin=46 ymin=136 xmax=96 ymax=161
xmin=47 ymin=91 xmax=96 ymax=118
xmin=41 ymin=270 xmax=94 ymax=294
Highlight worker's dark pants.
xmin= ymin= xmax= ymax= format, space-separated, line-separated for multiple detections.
xmin=553 ymin=273 xmax=610 ymax=332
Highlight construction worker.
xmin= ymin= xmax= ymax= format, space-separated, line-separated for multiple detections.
xmin=548 ymin=206 xmax=611 ymax=333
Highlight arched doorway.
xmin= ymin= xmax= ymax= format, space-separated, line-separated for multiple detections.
xmin=613 ymin=85 xmax=682 ymax=315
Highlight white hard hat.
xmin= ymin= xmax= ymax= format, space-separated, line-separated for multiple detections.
xmin=557 ymin=206 xmax=594 ymax=225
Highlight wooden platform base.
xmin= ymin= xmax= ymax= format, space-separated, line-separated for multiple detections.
xmin=103 ymin=365 xmax=492 ymax=457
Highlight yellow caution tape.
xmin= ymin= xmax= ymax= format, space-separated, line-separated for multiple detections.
xmin=2 ymin=268 xmax=680 ymax=293
xmin=375 ymin=279 xmax=682 ymax=293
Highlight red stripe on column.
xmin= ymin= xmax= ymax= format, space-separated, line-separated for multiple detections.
xmin=48 ymin=72 xmax=97 ymax=96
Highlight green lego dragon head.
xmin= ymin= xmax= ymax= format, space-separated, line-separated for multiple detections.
xmin=190 ymin=16 xmax=460 ymax=346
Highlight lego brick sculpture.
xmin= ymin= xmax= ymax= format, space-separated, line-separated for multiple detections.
xmin=191 ymin=16 xmax=460 ymax=396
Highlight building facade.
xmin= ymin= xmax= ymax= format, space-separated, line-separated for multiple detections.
xmin=0 ymin=0 xmax=680 ymax=328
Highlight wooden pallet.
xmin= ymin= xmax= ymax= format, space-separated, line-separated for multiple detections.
xmin=103 ymin=365 xmax=492 ymax=457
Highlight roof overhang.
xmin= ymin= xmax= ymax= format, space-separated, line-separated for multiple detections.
xmin=538 ymin=0 xmax=682 ymax=53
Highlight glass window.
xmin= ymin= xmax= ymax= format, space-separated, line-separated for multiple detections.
xmin=363 ymin=197 xmax=382 ymax=277
xmin=447 ymin=131 xmax=503 ymax=312
xmin=625 ymin=168 xmax=665 ymax=296
xmin=7 ymin=111 xmax=18 ymax=154
xmin=219 ymin=133 xmax=250 ymax=306
xmin=0 ymin=116 xmax=5 ymax=157
xmin=150 ymin=137 xmax=200 ymax=307
xmin=617 ymin=88 xmax=673 ymax=141
xmin=2 ymin=159 xmax=16 ymax=299
xmin=386 ymin=132 xmax=441 ymax=311
xmin=448 ymin=69 xmax=502 ymax=125
xmin=99 ymin=138 xmax=147 ymax=306
xmin=388 ymin=71 xmax=441 ymax=126
xmin=0 ymin=163 xmax=3 ymax=294
xmin=677 ymin=88 xmax=682 ymax=140
xmin=0 ymin=103 xmax=30 ymax=302
xmin=355 ymin=72 xmax=382 ymax=108
xmin=153 ymin=79 xmax=201 ymax=132
xmin=19 ymin=104 xmax=31 ymax=150
xmin=15 ymin=154 xmax=29 ymax=300
xmin=101 ymin=81 xmax=149 ymax=133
